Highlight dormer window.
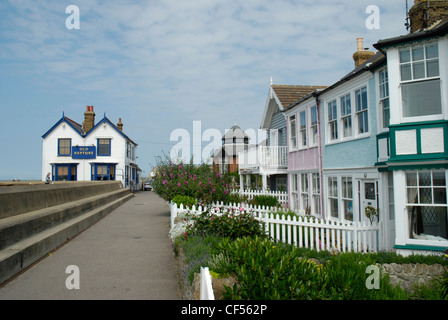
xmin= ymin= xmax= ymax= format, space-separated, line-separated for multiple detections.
xmin=399 ymin=42 xmax=441 ymax=118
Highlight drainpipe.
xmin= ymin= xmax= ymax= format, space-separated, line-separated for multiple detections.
xmin=314 ymin=91 xmax=324 ymax=219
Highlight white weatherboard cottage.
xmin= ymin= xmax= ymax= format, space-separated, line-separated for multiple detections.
xmin=42 ymin=106 xmax=141 ymax=189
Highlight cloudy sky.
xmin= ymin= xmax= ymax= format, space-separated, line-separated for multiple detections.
xmin=0 ymin=0 xmax=407 ymax=180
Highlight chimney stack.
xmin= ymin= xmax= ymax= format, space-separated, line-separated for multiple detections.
xmin=352 ymin=37 xmax=375 ymax=68
xmin=409 ymin=0 xmax=448 ymax=33
xmin=83 ymin=106 xmax=95 ymax=133
xmin=117 ymin=118 xmax=123 ymax=131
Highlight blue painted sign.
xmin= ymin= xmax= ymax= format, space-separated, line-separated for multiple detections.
xmin=72 ymin=146 xmax=96 ymax=159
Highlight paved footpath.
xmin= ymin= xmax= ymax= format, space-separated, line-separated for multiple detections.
xmin=0 ymin=191 xmax=181 ymax=300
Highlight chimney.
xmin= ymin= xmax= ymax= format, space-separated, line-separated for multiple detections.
xmin=409 ymin=0 xmax=448 ymax=33
xmin=83 ymin=106 xmax=95 ymax=133
xmin=352 ymin=37 xmax=375 ymax=68
xmin=117 ymin=118 xmax=123 ymax=132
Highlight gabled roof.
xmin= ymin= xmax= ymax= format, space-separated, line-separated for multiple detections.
xmin=42 ymin=113 xmax=137 ymax=146
xmin=261 ymin=85 xmax=327 ymax=128
xmin=282 ymin=51 xmax=386 ymax=112
xmin=222 ymin=123 xmax=249 ymax=140
xmin=271 ymin=85 xmax=328 ymax=109
xmin=374 ymin=17 xmax=448 ymax=51
xmin=41 ymin=114 xmax=84 ymax=139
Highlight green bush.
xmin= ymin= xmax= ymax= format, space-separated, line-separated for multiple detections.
xmin=218 ymin=236 xmax=328 ymax=300
xmin=187 ymin=210 xmax=267 ymax=240
xmin=172 ymin=195 xmax=197 ymax=207
xmin=250 ymin=195 xmax=279 ymax=208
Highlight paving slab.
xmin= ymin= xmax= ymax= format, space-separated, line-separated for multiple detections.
xmin=0 ymin=191 xmax=181 ymax=300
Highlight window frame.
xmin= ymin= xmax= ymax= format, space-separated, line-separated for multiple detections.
xmin=399 ymin=42 xmax=443 ymax=121
xmin=58 ymin=138 xmax=71 ymax=157
xmin=299 ymin=110 xmax=307 ymax=149
xmin=340 ymin=93 xmax=352 ymax=138
xmin=355 ymin=86 xmax=369 ymax=135
xmin=378 ymin=68 xmax=390 ymax=130
xmin=97 ymin=138 xmax=111 ymax=156
xmin=309 ymin=106 xmax=318 ymax=147
xmin=289 ymin=115 xmax=297 ymax=151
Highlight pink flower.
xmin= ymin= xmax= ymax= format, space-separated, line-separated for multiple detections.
xmin=184 ymin=181 xmax=188 ymax=184
xmin=178 ymin=182 xmax=182 ymax=188
xmin=163 ymin=180 xmax=167 ymax=185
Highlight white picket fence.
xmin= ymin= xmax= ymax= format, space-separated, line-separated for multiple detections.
xmin=171 ymin=201 xmax=383 ymax=300
xmin=170 ymin=202 xmax=382 ymax=253
xmin=233 ymin=189 xmax=288 ymax=205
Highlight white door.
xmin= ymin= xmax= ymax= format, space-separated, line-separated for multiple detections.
xmin=361 ymin=180 xmax=378 ymax=223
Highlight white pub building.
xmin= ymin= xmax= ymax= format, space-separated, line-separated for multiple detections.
xmin=42 ymin=106 xmax=141 ymax=189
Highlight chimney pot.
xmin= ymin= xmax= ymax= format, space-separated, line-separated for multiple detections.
xmin=357 ymin=37 xmax=363 ymax=51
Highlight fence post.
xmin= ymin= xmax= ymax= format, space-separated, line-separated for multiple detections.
xmin=200 ymin=267 xmax=215 ymax=300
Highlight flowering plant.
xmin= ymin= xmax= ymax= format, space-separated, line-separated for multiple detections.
xmin=152 ymin=156 xmax=232 ymax=205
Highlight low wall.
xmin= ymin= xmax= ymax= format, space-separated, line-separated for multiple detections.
xmin=381 ymin=263 xmax=447 ymax=292
xmin=0 ymin=181 xmax=123 ymax=219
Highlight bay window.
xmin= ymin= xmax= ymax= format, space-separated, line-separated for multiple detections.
xmin=399 ymin=42 xmax=442 ymax=118
xmin=379 ymin=68 xmax=390 ymax=129
xmin=406 ymin=170 xmax=448 ymax=242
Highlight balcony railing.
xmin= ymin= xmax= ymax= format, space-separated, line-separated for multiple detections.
xmin=239 ymin=146 xmax=288 ymax=171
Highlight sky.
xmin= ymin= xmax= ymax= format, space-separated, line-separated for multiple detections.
xmin=0 ymin=0 xmax=408 ymax=180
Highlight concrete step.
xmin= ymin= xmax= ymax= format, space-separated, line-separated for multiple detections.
xmin=0 ymin=192 xmax=133 ymax=285
xmin=0 ymin=188 xmax=131 ymax=251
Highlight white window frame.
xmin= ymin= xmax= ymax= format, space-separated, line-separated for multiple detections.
xmin=328 ymin=176 xmax=339 ymax=219
xmin=378 ymin=68 xmax=390 ymax=130
xmin=341 ymin=176 xmax=353 ymax=221
xmin=299 ymin=111 xmax=307 ymax=149
xmin=311 ymin=172 xmax=320 ymax=216
xmin=405 ymin=169 xmax=448 ymax=244
xmin=289 ymin=115 xmax=297 ymax=151
xmin=309 ymin=106 xmax=318 ymax=147
xmin=290 ymin=173 xmax=299 ymax=211
xmin=399 ymin=41 xmax=443 ymax=122
xmin=300 ymin=173 xmax=309 ymax=213
xmin=327 ymin=100 xmax=338 ymax=142
xmin=340 ymin=93 xmax=352 ymax=138
xmin=355 ymin=86 xmax=369 ymax=135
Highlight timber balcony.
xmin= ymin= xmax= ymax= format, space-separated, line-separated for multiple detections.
xmin=238 ymin=146 xmax=288 ymax=172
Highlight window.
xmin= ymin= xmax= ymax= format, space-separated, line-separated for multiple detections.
xmin=289 ymin=115 xmax=297 ymax=149
xmin=399 ymin=42 xmax=441 ymax=118
xmin=328 ymin=100 xmax=338 ymax=141
xmin=379 ymin=69 xmax=390 ymax=129
xmin=406 ymin=170 xmax=448 ymax=241
xmin=290 ymin=174 xmax=299 ymax=211
xmin=340 ymin=94 xmax=352 ymax=138
xmin=58 ymin=139 xmax=71 ymax=156
xmin=98 ymin=138 xmax=111 ymax=156
xmin=299 ymin=111 xmax=307 ymax=148
xmin=328 ymin=177 xmax=339 ymax=218
xmin=342 ymin=177 xmax=353 ymax=221
xmin=301 ymin=173 xmax=309 ymax=212
xmin=310 ymin=106 xmax=318 ymax=146
xmin=311 ymin=173 xmax=320 ymax=215
xmin=355 ymin=87 xmax=368 ymax=134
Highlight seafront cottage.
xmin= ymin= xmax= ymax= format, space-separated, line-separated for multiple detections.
xmin=238 ymin=84 xmax=326 ymax=191
xmin=372 ymin=6 xmax=448 ymax=255
xmin=41 ymin=106 xmax=142 ymax=190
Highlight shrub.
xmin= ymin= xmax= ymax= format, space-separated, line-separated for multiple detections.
xmin=250 ymin=195 xmax=279 ymax=208
xmin=181 ymin=234 xmax=223 ymax=284
xmin=186 ymin=208 xmax=267 ymax=240
xmin=172 ymin=195 xmax=197 ymax=207
xmin=219 ymin=236 xmax=328 ymax=300
xmin=151 ymin=155 xmax=232 ymax=204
